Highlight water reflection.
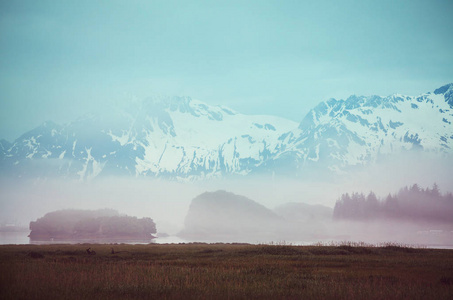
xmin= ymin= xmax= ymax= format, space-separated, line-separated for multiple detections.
xmin=0 ymin=231 xmax=187 ymax=245
xmin=29 ymin=238 xmax=156 ymax=245
xmin=1 ymin=231 xmax=453 ymax=249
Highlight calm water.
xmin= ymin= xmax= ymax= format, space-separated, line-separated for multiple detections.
xmin=1 ymin=231 xmax=452 ymax=248
xmin=0 ymin=231 xmax=187 ymax=245
xmin=0 ymin=231 xmax=30 ymax=245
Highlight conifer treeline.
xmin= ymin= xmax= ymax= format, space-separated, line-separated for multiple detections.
xmin=333 ymin=184 xmax=453 ymax=223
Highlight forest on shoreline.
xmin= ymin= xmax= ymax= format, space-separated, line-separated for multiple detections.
xmin=333 ymin=184 xmax=453 ymax=223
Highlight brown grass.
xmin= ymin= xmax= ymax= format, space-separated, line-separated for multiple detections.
xmin=0 ymin=243 xmax=452 ymax=299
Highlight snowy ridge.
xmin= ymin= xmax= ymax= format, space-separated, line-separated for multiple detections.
xmin=1 ymin=84 xmax=452 ymax=180
xmin=273 ymin=83 xmax=453 ymax=174
xmin=1 ymin=96 xmax=297 ymax=180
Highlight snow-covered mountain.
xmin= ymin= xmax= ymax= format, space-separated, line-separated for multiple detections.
xmin=271 ymin=83 xmax=453 ymax=176
xmin=1 ymin=84 xmax=452 ymax=180
xmin=0 ymin=96 xmax=297 ymax=180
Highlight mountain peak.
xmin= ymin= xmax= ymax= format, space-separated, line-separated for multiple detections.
xmin=142 ymin=96 xmax=193 ymax=112
xmin=433 ymin=83 xmax=453 ymax=108
xmin=0 ymin=139 xmax=12 ymax=154
xmin=138 ymin=96 xmax=238 ymax=121
xmin=433 ymin=83 xmax=453 ymax=95
xmin=42 ymin=120 xmax=59 ymax=127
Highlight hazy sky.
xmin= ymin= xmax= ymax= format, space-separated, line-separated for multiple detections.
xmin=1 ymin=0 xmax=452 ymax=141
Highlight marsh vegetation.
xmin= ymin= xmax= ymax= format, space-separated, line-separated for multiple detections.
xmin=1 ymin=243 xmax=452 ymax=299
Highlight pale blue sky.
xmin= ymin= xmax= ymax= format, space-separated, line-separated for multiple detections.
xmin=1 ymin=0 xmax=452 ymax=141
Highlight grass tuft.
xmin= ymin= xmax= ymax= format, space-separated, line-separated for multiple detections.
xmin=27 ymin=251 xmax=44 ymax=259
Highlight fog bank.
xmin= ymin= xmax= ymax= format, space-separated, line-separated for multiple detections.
xmin=1 ymin=152 xmax=452 ymax=244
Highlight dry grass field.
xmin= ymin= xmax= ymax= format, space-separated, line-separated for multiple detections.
xmin=1 ymin=243 xmax=452 ymax=299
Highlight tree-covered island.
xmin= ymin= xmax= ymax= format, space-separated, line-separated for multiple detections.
xmin=29 ymin=209 xmax=156 ymax=241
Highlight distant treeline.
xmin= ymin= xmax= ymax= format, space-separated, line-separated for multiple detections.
xmin=333 ymin=184 xmax=453 ymax=223
xmin=29 ymin=209 xmax=156 ymax=240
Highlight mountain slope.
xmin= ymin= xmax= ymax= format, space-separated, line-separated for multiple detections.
xmin=1 ymin=84 xmax=452 ymax=180
xmin=1 ymin=96 xmax=297 ymax=180
xmin=271 ymin=83 xmax=453 ymax=175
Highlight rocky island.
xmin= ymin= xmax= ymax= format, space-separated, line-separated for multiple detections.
xmin=29 ymin=209 xmax=156 ymax=242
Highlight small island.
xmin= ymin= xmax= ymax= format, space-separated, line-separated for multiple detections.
xmin=29 ymin=209 xmax=156 ymax=242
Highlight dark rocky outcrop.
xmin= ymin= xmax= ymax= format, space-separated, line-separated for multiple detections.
xmin=180 ymin=190 xmax=284 ymax=242
xmin=29 ymin=209 xmax=156 ymax=241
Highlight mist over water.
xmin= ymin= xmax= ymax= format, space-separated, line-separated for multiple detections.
xmin=1 ymin=1 xmax=453 ymax=254
xmin=1 ymin=151 xmax=452 ymax=247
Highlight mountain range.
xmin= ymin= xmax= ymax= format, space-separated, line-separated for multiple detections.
xmin=1 ymin=83 xmax=452 ymax=180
